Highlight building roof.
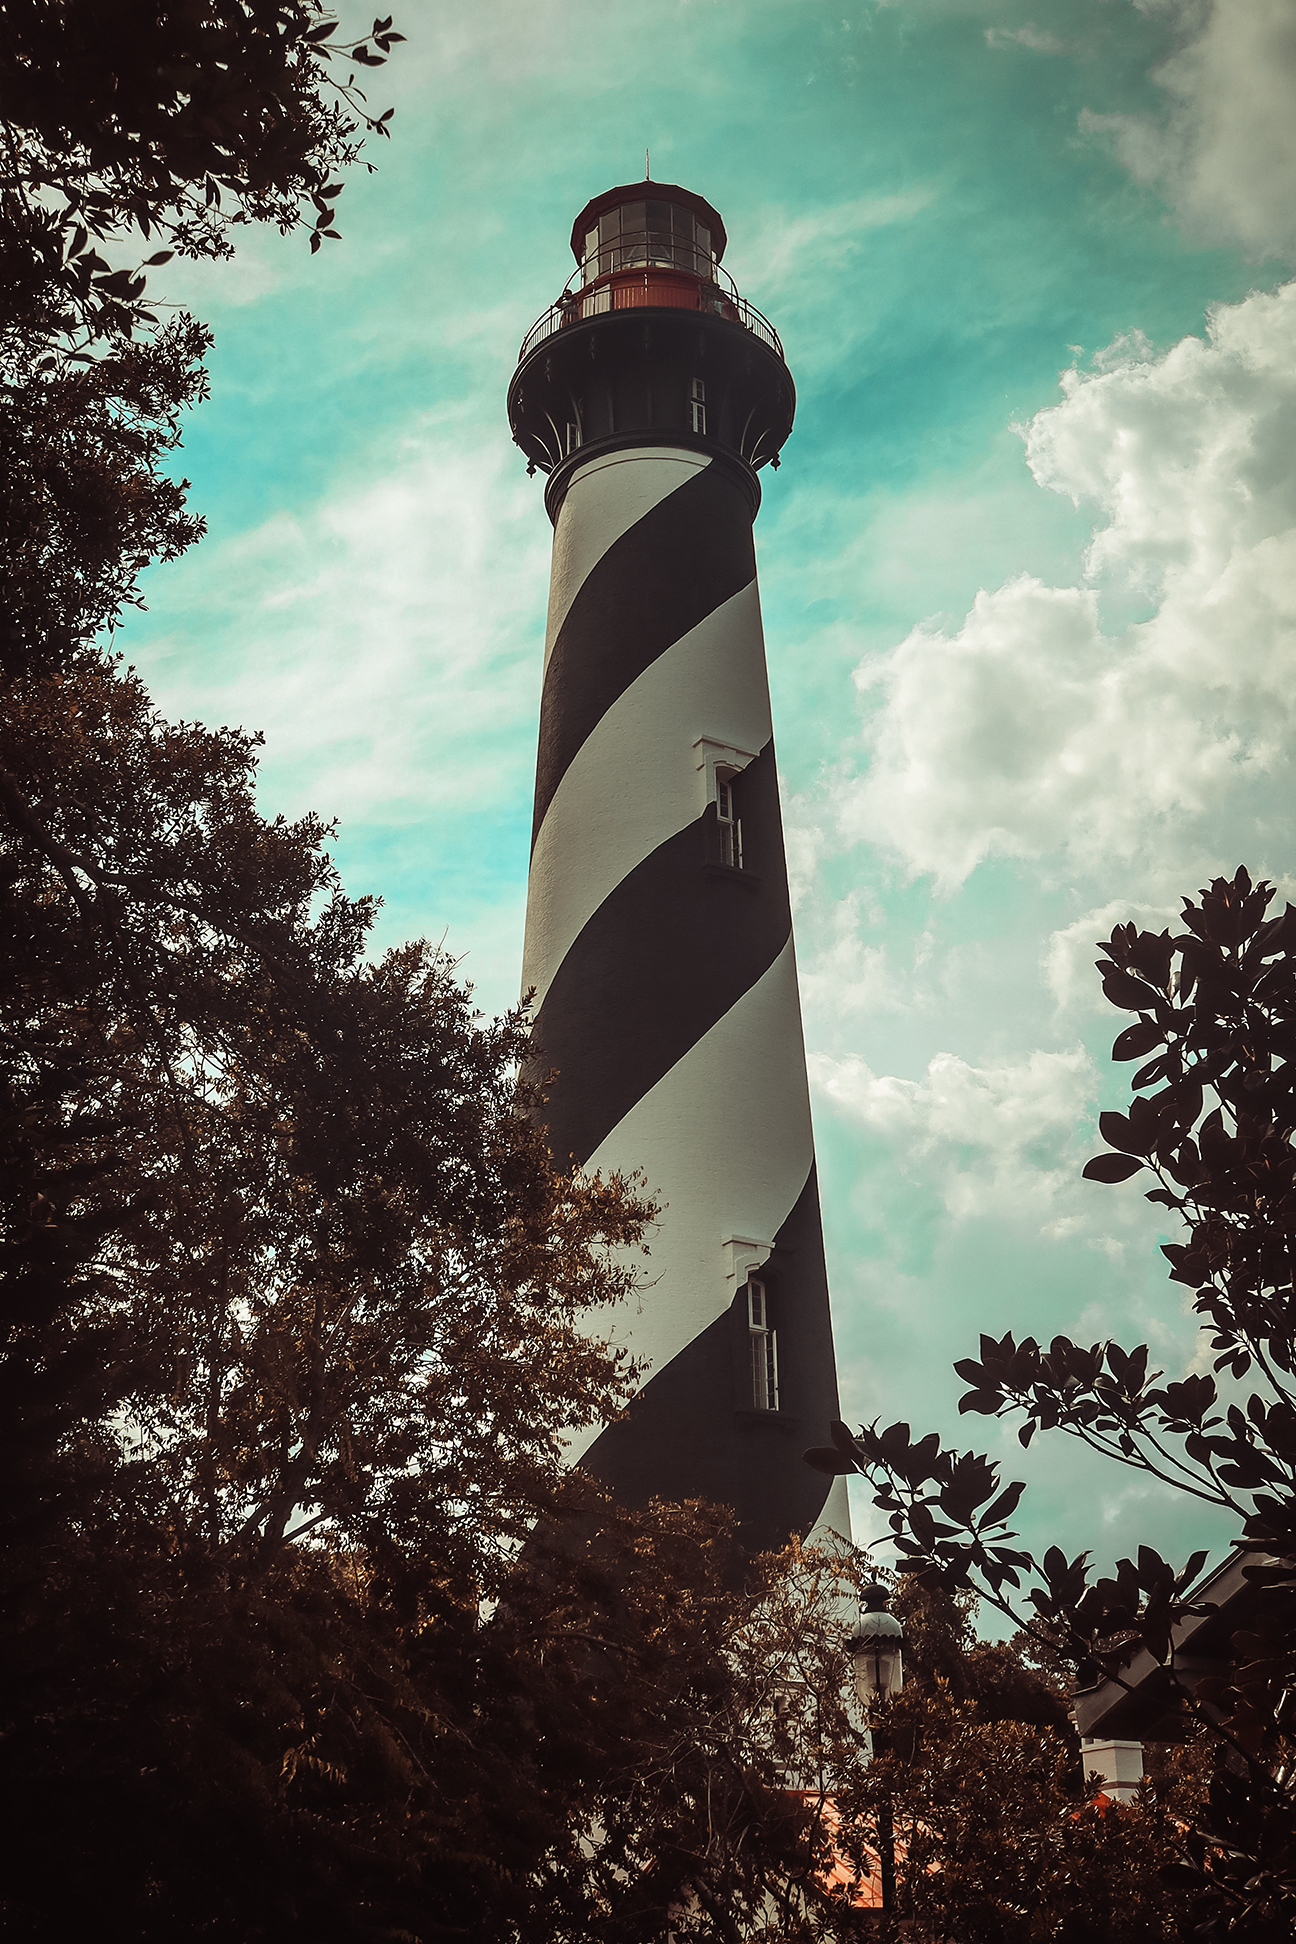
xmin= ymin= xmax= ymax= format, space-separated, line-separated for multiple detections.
xmin=1073 ymin=1551 xmax=1284 ymax=1741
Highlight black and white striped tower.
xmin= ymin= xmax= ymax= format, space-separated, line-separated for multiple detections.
xmin=507 ymin=182 xmax=850 ymax=1556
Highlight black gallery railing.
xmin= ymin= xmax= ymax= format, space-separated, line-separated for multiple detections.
xmin=518 ymin=263 xmax=784 ymax=364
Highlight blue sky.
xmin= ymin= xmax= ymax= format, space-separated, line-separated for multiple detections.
xmin=122 ymin=0 xmax=1296 ymax=1588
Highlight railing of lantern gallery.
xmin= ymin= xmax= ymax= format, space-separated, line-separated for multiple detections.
xmin=518 ymin=258 xmax=784 ymax=364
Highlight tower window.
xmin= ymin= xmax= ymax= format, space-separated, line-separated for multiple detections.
xmin=689 ymin=375 xmax=707 ymax=437
xmin=716 ymin=771 xmax=742 ymax=869
xmin=747 ymin=1278 xmax=778 ymax=1411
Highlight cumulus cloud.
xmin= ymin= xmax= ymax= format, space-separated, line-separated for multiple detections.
xmin=782 ymin=811 xmax=827 ymax=914
xmin=1083 ymin=0 xmax=1296 ymax=262
xmin=800 ymin=890 xmax=919 ymax=1016
xmin=1044 ymin=900 xmax=1177 ymax=1014
xmin=846 ymin=279 xmax=1296 ymax=894
xmin=810 ymin=1044 xmax=1099 ymax=1223
xmin=137 ymin=411 xmax=550 ymax=828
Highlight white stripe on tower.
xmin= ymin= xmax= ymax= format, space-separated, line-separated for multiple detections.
xmin=564 ymin=937 xmax=810 ymax=1437
xmin=523 ymin=443 xmax=849 ymax=1553
xmin=542 ymin=447 xmax=711 ymax=666
xmin=524 ymin=570 xmax=770 ymax=1010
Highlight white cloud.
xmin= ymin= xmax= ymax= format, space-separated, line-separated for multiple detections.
xmin=810 ymin=1044 xmax=1098 ymax=1223
xmin=1082 ymin=0 xmax=1296 ymax=263
xmin=986 ymin=23 xmax=1068 ymax=53
xmin=800 ymin=890 xmax=915 ymax=1016
xmin=783 ymin=810 xmax=826 ymax=913
xmin=845 ymin=279 xmax=1296 ymax=895
xmin=136 ymin=410 xmax=550 ymax=828
xmin=731 ymin=187 xmax=940 ymax=299
xmin=1044 ymin=900 xmax=1177 ymax=1013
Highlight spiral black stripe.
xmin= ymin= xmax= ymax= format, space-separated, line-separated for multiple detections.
xmin=532 ymin=461 xmax=757 ymax=850
xmin=520 ymin=436 xmax=846 ymax=1554
xmin=581 ymin=1164 xmax=838 ymax=1555
xmin=531 ymin=738 xmax=790 ymax=1171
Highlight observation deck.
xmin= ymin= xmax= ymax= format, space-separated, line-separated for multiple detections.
xmin=518 ymin=257 xmax=783 ymax=366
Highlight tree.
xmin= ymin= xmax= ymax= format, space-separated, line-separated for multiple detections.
xmin=0 ymin=19 xmax=878 ymax=1941
xmin=0 ymin=1 xmax=403 ymax=349
xmin=839 ymin=1681 xmax=1195 ymax=1943
xmin=747 ymin=1565 xmax=1196 ymax=1944
xmin=0 ymin=635 xmax=694 ymax=1930
xmin=2 ymin=0 xmax=411 ymax=1701
xmin=890 ymin=1571 xmax=1072 ymax=1735
xmin=0 ymin=10 xmax=672 ymax=1936
xmin=807 ymin=867 xmax=1296 ymax=1940
xmin=1 ymin=1 xmax=403 ymax=688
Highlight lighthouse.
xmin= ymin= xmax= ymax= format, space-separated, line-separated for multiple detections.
xmin=507 ymin=182 xmax=850 ymax=1556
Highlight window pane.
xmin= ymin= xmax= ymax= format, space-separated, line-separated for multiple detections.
xmin=599 ymin=210 xmax=621 ymax=243
xmin=646 ymin=200 xmax=670 ymax=221
xmin=695 ymin=222 xmax=711 ymax=258
xmin=751 ymin=1335 xmax=769 ymax=1410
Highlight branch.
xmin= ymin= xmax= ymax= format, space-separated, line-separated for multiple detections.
xmin=688 ymin=1872 xmax=745 ymax=1944
xmin=0 ymin=761 xmax=98 ymax=919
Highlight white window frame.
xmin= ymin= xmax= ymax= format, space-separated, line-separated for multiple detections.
xmin=693 ymin=739 xmax=757 ymax=868
xmin=715 ymin=771 xmax=742 ymax=869
xmin=747 ymin=1277 xmax=779 ymax=1412
xmin=689 ymin=375 xmax=707 ymax=436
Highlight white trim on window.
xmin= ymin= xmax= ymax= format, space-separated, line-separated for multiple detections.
xmin=715 ymin=771 xmax=742 ymax=868
xmin=722 ymin=1234 xmax=773 ymax=1290
xmin=693 ymin=739 xmax=757 ymax=863
xmin=689 ymin=376 xmax=707 ymax=436
xmin=747 ymin=1276 xmax=778 ymax=1411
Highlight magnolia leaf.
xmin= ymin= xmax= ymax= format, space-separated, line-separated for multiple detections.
xmin=1083 ymin=1152 xmax=1145 ymax=1183
xmin=1112 ymin=1018 xmax=1163 ymax=1062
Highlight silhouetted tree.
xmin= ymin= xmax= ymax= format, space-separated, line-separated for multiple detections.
xmin=0 ymin=17 xmax=873 ymax=1941
xmin=808 ymin=867 xmax=1296 ymax=1940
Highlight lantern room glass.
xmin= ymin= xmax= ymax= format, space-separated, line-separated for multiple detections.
xmin=582 ymin=202 xmax=717 ymax=285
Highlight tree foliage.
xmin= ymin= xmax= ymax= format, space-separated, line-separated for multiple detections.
xmin=0 ymin=0 xmax=403 ymax=350
xmin=744 ymin=1567 xmax=1203 ymax=1944
xmin=0 ymin=15 xmax=876 ymax=1941
xmin=843 ymin=1681 xmax=1195 ymax=1944
xmin=1 ymin=2 xmax=403 ymax=687
xmin=0 ymin=633 xmax=698 ymax=1936
xmin=807 ymin=868 xmax=1296 ymax=1939
xmin=0 ymin=11 xmax=792 ymax=1938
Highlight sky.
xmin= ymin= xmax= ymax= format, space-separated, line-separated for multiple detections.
xmin=120 ymin=0 xmax=1296 ymax=1592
